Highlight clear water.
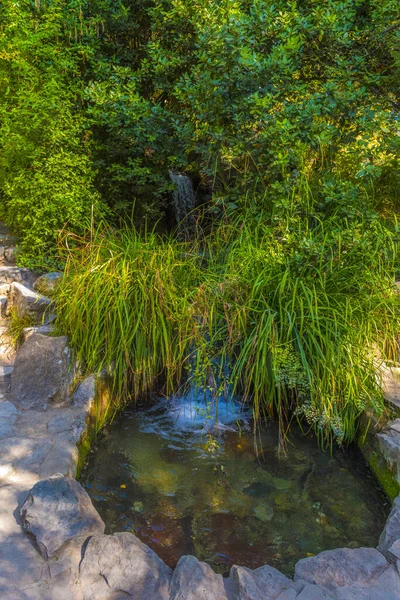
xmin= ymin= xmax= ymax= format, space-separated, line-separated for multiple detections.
xmin=81 ymin=395 xmax=389 ymax=576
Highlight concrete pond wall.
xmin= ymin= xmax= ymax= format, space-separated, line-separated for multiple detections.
xmin=1 ymin=255 xmax=400 ymax=598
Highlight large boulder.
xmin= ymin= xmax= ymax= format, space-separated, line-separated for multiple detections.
xmin=378 ymin=494 xmax=400 ymax=558
xmin=294 ymin=547 xmax=388 ymax=592
xmin=33 ymin=271 xmax=63 ymax=297
xmin=79 ymin=532 xmax=172 ymax=600
xmin=169 ymin=555 xmax=230 ymax=600
xmin=11 ymin=333 xmax=73 ymax=410
xmin=19 ymin=475 xmax=105 ymax=559
xmin=230 ymin=564 xmax=294 ymax=599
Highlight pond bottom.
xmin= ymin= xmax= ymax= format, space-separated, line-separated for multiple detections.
xmin=81 ymin=398 xmax=390 ymax=575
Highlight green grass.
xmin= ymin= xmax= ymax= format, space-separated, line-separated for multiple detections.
xmin=53 ymin=202 xmax=400 ymax=446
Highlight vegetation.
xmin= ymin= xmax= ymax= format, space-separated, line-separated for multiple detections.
xmin=1 ymin=1 xmax=400 ymax=443
xmin=55 ymin=182 xmax=400 ymax=444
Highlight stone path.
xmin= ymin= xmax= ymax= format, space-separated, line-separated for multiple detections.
xmin=0 ymin=223 xmax=399 ymax=598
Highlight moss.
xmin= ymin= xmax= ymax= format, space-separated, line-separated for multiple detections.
xmin=368 ymin=451 xmax=400 ymax=501
xmin=76 ymin=429 xmax=93 ymax=479
xmin=75 ymin=374 xmax=115 ymax=479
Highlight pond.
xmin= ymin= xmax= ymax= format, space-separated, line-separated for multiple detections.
xmin=81 ymin=393 xmax=390 ymax=576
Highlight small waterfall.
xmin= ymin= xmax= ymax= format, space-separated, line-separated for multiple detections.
xmin=169 ymin=171 xmax=196 ymax=236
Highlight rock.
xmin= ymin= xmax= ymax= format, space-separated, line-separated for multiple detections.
xmin=0 ymin=421 xmax=14 ymax=438
xmin=79 ymin=532 xmax=172 ymax=600
xmin=10 ymin=282 xmax=52 ymax=323
xmin=48 ymin=413 xmax=85 ymax=436
xmin=39 ymin=440 xmax=78 ymax=479
xmin=294 ymin=547 xmax=388 ymax=591
xmin=4 ymin=246 xmax=16 ymax=264
xmin=33 ymin=272 xmax=63 ymax=297
xmin=0 ymin=401 xmax=18 ymax=423
xmin=169 ymin=555 xmax=229 ymax=600
xmin=333 ymin=564 xmax=400 ymax=600
xmin=0 ymin=266 xmax=38 ymax=288
xmin=0 ymin=234 xmax=19 ymax=246
xmin=0 ymin=436 xmax=52 ymax=477
xmin=0 ymin=365 xmax=13 ymax=383
xmin=20 ymin=475 xmax=105 ymax=559
xmin=0 ymin=401 xmax=18 ymax=438
xmin=377 ymin=432 xmax=400 ymax=479
xmin=276 ymin=590 xmax=298 ymax=600
xmin=378 ymin=495 xmax=400 ymax=558
xmin=388 ymin=539 xmax=400 ymax=561
xmin=230 ymin=564 xmax=294 ymax=599
xmin=22 ymin=325 xmax=54 ymax=341
xmin=0 ymin=294 xmax=7 ymax=317
xmin=389 ymin=419 xmax=400 ymax=435
xmin=296 ymin=584 xmax=333 ymax=599
xmin=11 ymin=334 xmax=73 ymax=410
xmin=0 ymin=533 xmax=48 ymax=595
xmin=72 ymin=375 xmax=96 ymax=411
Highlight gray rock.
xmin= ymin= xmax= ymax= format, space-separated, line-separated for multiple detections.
xmin=11 ymin=334 xmax=73 ymax=410
xmin=377 ymin=432 xmax=400 ymax=481
xmin=276 ymin=590 xmax=298 ymax=600
xmin=22 ymin=325 xmax=54 ymax=341
xmin=0 ymin=294 xmax=7 ymax=317
xmin=0 ymin=234 xmax=19 ymax=246
xmin=296 ymin=584 xmax=333 ymax=599
xmin=79 ymin=532 xmax=171 ymax=600
xmin=10 ymin=282 xmax=52 ymax=323
xmin=230 ymin=564 xmax=293 ymax=599
xmin=0 ymin=401 xmax=18 ymax=438
xmin=47 ymin=412 xmax=86 ymax=437
xmin=4 ymin=246 xmax=16 ymax=264
xmin=72 ymin=375 xmax=96 ymax=411
xmin=0 ymin=421 xmax=14 ymax=438
xmin=34 ymin=272 xmax=63 ymax=297
xmin=294 ymin=547 xmax=388 ymax=591
xmin=20 ymin=474 xmax=104 ymax=559
xmin=0 ymin=533 xmax=48 ymax=595
xmin=389 ymin=419 xmax=400 ymax=435
xmin=0 ymin=266 xmax=38 ymax=288
xmin=333 ymin=564 xmax=400 ymax=599
xmin=0 ymin=401 xmax=18 ymax=423
xmin=388 ymin=539 xmax=400 ymax=561
xmin=169 ymin=555 xmax=229 ymax=600
xmin=39 ymin=440 xmax=78 ymax=479
xmin=0 ymin=436 xmax=52 ymax=475
xmin=378 ymin=495 xmax=400 ymax=557
xmin=0 ymin=365 xmax=13 ymax=383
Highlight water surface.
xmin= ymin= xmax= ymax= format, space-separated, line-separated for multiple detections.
xmin=81 ymin=396 xmax=389 ymax=575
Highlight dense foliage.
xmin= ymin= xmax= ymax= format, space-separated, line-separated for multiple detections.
xmin=1 ymin=0 xmax=400 ymax=441
xmin=55 ymin=187 xmax=400 ymax=445
xmin=0 ymin=0 xmax=399 ymax=261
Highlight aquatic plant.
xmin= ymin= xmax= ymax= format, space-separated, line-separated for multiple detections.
xmin=54 ymin=182 xmax=400 ymax=445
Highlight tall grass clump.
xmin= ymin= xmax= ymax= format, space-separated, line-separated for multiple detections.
xmin=54 ymin=195 xmax=400 ymax=445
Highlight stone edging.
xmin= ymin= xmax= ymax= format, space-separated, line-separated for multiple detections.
xmin=1 ymin=269 xmax=400 ymax=598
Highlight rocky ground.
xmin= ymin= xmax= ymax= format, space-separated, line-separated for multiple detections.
xmin=0 ymin=223 xmax=400 ymax=599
